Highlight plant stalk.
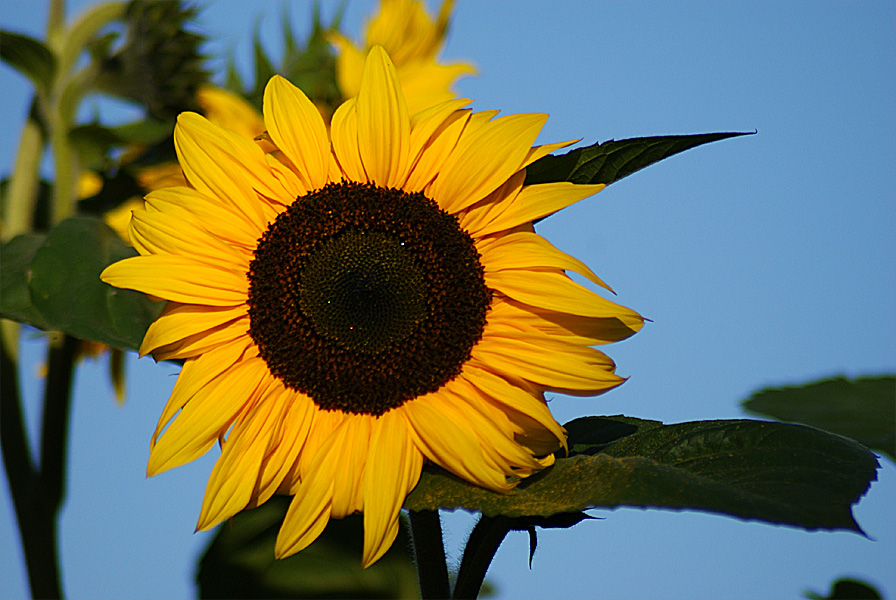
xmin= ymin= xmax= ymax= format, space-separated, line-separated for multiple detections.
xmin=452 ymin=515 xmax=513 ymax=599
xmin=408 ymin=510 xmax=451 ymax=600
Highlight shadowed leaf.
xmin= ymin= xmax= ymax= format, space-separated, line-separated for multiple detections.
xmin=404 ymin=416 xmax=878 ymax=534
xmin=742 ymin=375 xmax=895 ymax=461
xmin=0 ymin=217 xmax=162 ymax=350
xmin=0 ymin=233 xmax=52 ymax=330
xmin=197 ymin=496 xmax=419 ymax=599
xmin=805 ymin=577 xmax=883 ymax=600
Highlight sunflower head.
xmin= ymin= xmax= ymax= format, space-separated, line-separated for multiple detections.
xmin=101 ymin=46 xmax=641 ymax=568
xmin=330 ymin=0 xmax=475 ymax=115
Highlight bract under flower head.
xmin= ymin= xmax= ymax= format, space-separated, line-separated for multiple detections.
xmin=101 ymin=46 xmax=642 ymax=567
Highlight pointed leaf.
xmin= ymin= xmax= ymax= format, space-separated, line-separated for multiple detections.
xmin=197 ymin=496 xmax=418 ymax=599
xmin=404 ymin=416 xmax=878 ymax=534
xmin=524 ymin=132 xmax=753 ymax=186
xmin=2 ymin=216 xmax=162 ymax=350
xmin=743 ymin=375 xmax=896 ymax=461
xmin=0 ymin=30 xmax=57 ymax=97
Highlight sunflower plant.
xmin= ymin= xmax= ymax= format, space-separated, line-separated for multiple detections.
xmin=0 ymin=1 xmax=884 ymax=599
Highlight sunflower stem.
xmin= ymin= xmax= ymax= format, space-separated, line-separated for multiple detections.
xmin=408 ymin=509 xmax=451 ymax=599
xmin=38 ymin=333 xmax=78 ymax=516
xmin=0 ymin=331 xmax=78 ymax=599
xmin=452 ymin=515 xmax=513 ymax=599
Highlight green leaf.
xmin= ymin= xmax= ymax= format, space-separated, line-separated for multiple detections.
xmin=743 ymin=375 xmax=896 ymax=461
xmin=524 ymin=132 xmax=753 ymax=187
xmin=0 ymin=233 xmax=52 ymax=330
xmin=805 ymin=578 xmax=883 ymax=600
xmin=0 ymin=30 xmax=57 ymax=97
xmin=0 ymin=216 xmax=162 ymax=351
xmin=404 ymin=416 xmax=879 ymax=534
xmin=197 ymin=496 xmax=419 ymax=599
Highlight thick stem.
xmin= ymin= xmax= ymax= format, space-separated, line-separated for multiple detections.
xmin=408 ymin=510 xmax=451 ymax=600
xmin=452 ymin=515 xmax=513 ymax=600
xmin=1 ymin=332 xmax=72 ymax=599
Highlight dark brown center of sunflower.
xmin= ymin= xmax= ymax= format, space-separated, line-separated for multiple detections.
xmin=247 ymin=181 xmax=491 ymax=416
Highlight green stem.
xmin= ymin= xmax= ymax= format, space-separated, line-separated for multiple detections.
xmin=0 ymin=331 xmax=78 ymax=599
xmin=408 ymin=510 xmax=451 ymax=600
xmin=2 ymin=100 xmax=45 ymax=241
xmin=38 ymin=333 xmax=78 ymax=514
xmin=452 ymin=515 xmax=513 ymax=599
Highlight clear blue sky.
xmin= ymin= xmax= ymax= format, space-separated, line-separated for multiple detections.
xmin=2 ymin=1 xmax=894 ymax=599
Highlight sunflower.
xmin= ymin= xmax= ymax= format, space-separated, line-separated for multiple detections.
xmin=101 ymin=46 xmax=642 ymax=567
xmin=330 ymin=0 xmax=475 ymax=115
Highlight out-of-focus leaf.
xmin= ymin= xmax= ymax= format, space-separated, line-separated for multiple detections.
xmin=197 ymin=496 xmax=419 ymax=599
xmin=0 ymin=30 xmax=57 ymax=97
xmin=0 ymin=233 xmax=52 ymax=330
xmin=524 ymin=132 xmax=752 ymax=187
xmin=404 ymin=416 xmax=879 ymax=534
xmin=743 ymin=375 xmax=896 ymax=461
xmin=68 ymin=123 xmax=124 ymax=170
xmin=0 ymin=216 xmax=162 ymax=350
xmin=231 ymin=4 xmax=340 ymax=115
xmin=805 ymin=577 xmax=883 ymax=600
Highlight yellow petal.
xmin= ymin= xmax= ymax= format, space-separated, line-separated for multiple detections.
xmin=276 ymin=420 xmax=369 ymax=558
xmin=329 ymin=31 xmax=365 ymax=100
xmin=357 ymin=46 xmax=410 ymax=187
xmin=487 ymin=296 xmax=644 ymax=346
xmin=248 ymin=385 xmax=316 ymax=507
xmin=263 ymin=75 xmax=330 ymax=191
xmin=129 ymin=209 xmax=249 ymax=272
xmin=463 ymin=364 xmax=567 ymax=455
xmin=196 ymin=378 xmax=284 ymax=530
xmin=139 ymin=303 xmax=247 ymax=358
xmin=143 ymin=186 xmax=260 ymax=250
xmin=480 ymin=230 xmax=613 ymax=291
xmin=485 ymin=268 xmax=638 ymax=320
xmin=404 ymin=390 xmax=511 ymax=492
xmin=404 ymin=106 xmax=471 ymax=193
xmin=330 ymin=415 xmax=373 ymax=518
xmin=196 ymin=85 xmax=266 ymax=140
xmin=362 ymin=410 xmax=423 ymax=567
xmin=148 ymin=315 xmax=249 ymax=362
xmin=101 ymin=255 xmax=248 ymax=306
xmin=407 ymin=98 xmax=471 ymax=172
xmin=471 ymin=181 xmax=605 ymax=237
xmin=174 ymin=112 xmax=285 ymax=229
xmin=152 ymin=338 xmax=252 ymax=447
xmin=148 ymin=355 xmax=269 ymax=475
xmin=472 ymin=333 xmax=624 ymax=395
xmin=330 ymin=98 xmax=367 ymax=182
xmin=431 ymin=112 xmax=547 ymax=214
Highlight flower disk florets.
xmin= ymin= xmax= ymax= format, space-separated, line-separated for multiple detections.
xmin=247 ymin=181 xmax=492 ymax=415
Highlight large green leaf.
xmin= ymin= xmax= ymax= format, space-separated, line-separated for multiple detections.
xmin=0 ymin=216 xmax=162 ymax=351
xmin=0 ymin=232 xmax=52 ymax=330
xmin=404 ymin=416 xmax=878 ymax=533
xmin=0 ymin=30 xmax=57 ymax=97
xmin=743 ymin=375 xmax=896 ymax=461
xmin=197 ymin=496 xmax=419 ymax=599
xmin=524 ymin=132 xmax=752 ymax=186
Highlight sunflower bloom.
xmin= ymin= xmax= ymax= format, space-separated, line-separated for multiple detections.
xmin=101 ymin=46 xmax=642 ymax=567
xmin=330 ymin=0 xmax=474 ymax=115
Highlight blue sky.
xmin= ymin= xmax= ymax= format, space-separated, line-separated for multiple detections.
xmin=2 ymin=1 xmax=894 ymax=599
